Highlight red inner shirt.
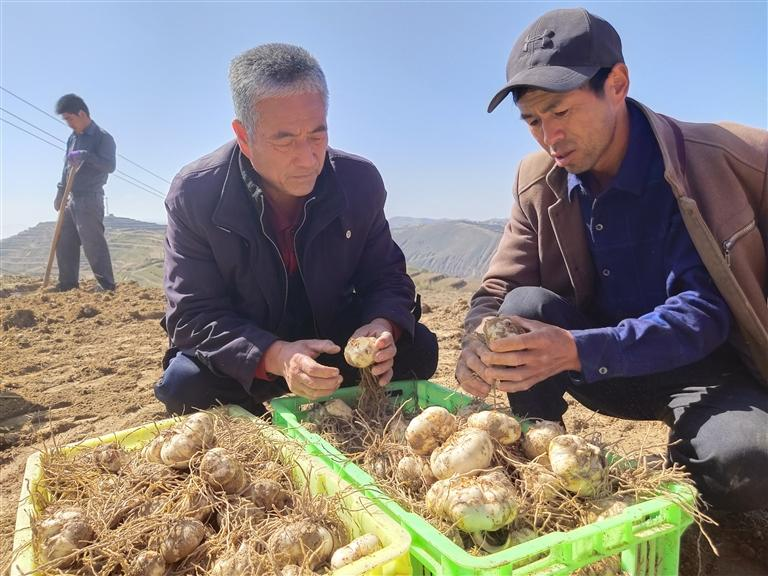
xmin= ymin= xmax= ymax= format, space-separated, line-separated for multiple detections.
xmin=263 ymin=195 xmax=305 ymax=275
xmin=255 ymin=194 xmax=400 ymax=381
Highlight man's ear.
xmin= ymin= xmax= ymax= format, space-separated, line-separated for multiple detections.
xmin=232 ymin=119 xmax=251 ymax=156
xmin=607 ymin=63 xmax=630 ymax=102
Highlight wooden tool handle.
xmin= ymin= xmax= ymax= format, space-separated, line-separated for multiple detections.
xmin=42 ymin=165 xmax=79 ymax=288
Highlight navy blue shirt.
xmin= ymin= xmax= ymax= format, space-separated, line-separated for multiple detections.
xmin=58 ymin=120 xmax=116 ymax=196
xmin=568 ymin=103 xmax=731 ymax=382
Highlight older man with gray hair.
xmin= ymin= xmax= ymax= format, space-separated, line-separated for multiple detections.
xmin=155 ymin=43 xmax=437 ymax=415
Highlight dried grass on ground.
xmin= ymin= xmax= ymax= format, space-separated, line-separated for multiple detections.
xmin=1 ymin=276 xmax=765 ymax=575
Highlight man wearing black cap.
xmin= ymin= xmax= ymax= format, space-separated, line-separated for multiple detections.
xmin=456 ymin=8 xmax=768 ymax=512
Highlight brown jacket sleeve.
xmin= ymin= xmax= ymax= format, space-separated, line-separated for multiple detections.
xmin=464 ymin=160 xmax=544 ymax=332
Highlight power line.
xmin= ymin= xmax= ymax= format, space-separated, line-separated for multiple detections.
xmin=2 ymin=117 xmax=166 ymax=200
xmin=1 ymin=107 xmax=167 ymax=196
xmin=113 ymin=173 xmax=166 ymax=200
xmin=115 ymin=170 xmax=164 ymax=198
xmin=118 ymin=151 xmax=171 ymax=185
xmin=1 ymin=85 xmax=172 ymax=184
xmin=0 ymin=87 xmax=62 ymax=125
xmin=0 ymin=106 xmax=66 ymax=143
xmin=1 ymin=115 xmax=165 ymax=198
xmin=1 ymin=117 xmax=63 ymax=150
xmin=119 ymin=174 xmax=163 ymax=198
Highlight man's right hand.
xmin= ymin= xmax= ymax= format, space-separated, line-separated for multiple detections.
xmin=455 ymin=316 xmax=581 ymax=398
xmin=54 ymin=193 xmax=64 ymax=211
xmin=263 ymin=339 xmax=342 ymax=400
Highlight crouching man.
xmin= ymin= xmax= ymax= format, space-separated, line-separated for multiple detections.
xmin=157 ymin=43 xmax=438 ymax=415
xmin=456 ymin=9 xmax=768 ymax=512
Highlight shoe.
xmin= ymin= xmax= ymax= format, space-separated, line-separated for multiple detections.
xmin=43 ymin=283 xmax=78 ymax=293
xmin=93 ymin=284 xmax=116 ymax=293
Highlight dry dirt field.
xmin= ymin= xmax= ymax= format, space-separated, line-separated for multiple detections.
xmin=1 ymin=276 xmax=766 ymax=575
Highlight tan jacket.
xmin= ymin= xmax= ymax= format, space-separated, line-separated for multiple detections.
xmin=466 ymin=99 xmax=768 ymax=385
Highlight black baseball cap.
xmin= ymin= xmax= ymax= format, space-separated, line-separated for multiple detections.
xmin=488 ymin=8 xmax=624 ymax=113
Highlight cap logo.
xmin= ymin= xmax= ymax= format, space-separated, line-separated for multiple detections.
xmin=523 ymin=29 xmax=555 ymax=52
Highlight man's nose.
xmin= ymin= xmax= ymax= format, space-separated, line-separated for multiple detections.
xmin=541 ymin=120 xmax=565 ymax=148
xmin=293 ymin=139 xmax=319 ymax=167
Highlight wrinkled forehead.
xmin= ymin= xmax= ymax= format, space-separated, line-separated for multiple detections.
xmin=254 ymin=93 xmax=328 ymax=132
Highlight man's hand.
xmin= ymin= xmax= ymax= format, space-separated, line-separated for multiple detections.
xmin=455 ymin=333 xmax=493 ymax=397
xmin=455 ymin=315 xmax=581 ymax=397
xmin=263 ymin=339 xmax=342 ymax=400
xmin=54 ymin=192 xmax=64 ymax=211
xmin=351 ymin=318 xmax=397 ymax=387
xmin=67 ymin=150 xmax=88 ymax=168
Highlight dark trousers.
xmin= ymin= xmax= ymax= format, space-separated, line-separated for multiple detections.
xmin=499 ymin=286 xmax=768 ymax=512
xmin=155 ymin=321 xmax=438 ymax=418
xmin=56 ymin=193 xmax=115 ymax=290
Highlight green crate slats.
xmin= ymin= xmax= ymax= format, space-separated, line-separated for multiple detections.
xmin=270 ymin=380 xmax=695 ymax=576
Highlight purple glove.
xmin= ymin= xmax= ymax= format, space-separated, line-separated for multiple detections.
xmin=67 ymin=150 xmax=88 ymax=168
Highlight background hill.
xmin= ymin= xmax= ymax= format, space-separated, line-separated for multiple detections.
xmin=0 ymin=216 xmax=166 ymax=285
xmin=0 ymin=215 xmax=504 ymax=285
xmin=394 ymin=219 xmax=504 ymax=279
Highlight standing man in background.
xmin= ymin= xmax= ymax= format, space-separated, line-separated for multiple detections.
xmin=53 ymin=93 xmax=117 ymax=292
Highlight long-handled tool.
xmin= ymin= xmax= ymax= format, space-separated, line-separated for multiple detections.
xmin=42 ymin=164 xmax=79 ymax=288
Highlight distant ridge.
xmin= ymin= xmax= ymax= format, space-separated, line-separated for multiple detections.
xmin=392 ymin=219 xmax=504 ymax=279
xmin=1 ymin=215 xmax=504 ymax=285
xmin=388 ymin=216 xmax=444 ymax=229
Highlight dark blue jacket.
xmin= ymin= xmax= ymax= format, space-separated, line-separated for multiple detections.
xmin=58 ymin=120 xmax=116 ymax=196
xmin=163 ymin=141 xmax=417 ymax=387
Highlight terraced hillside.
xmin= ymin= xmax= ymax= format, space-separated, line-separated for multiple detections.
xmin=0 ymin=216 xmax=165 ymax=285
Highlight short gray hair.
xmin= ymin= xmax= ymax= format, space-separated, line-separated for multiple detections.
xmin=229 ymin=43 xmax=329 ymax=137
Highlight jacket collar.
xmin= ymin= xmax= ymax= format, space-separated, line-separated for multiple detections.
xmin=72 ymin=120 xmax=98 ymax=138
xmin=211 ymin=141 xmax=346 ymax=240
xmin=211 ymin=143 xmax=251 ymax=237
xmin=545 ymin=166 xmax=594 ymax=304
xmin=628 ymin=98 xmax=688 ymax=197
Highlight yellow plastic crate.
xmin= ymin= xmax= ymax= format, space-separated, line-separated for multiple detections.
xmin=11 ymin=406 xmax=412 ymax=575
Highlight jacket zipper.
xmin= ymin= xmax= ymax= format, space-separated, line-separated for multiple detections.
xmin=722 ymin=220 xmax=756 ymax=267
xmin=294 ymin=197 xmax=319 ymax=337
xmin=258 ymin=199 xmax=289 ymax=320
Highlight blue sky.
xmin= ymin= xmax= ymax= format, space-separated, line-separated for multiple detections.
xmin=1 ymin=1 xmax=766 ymax=239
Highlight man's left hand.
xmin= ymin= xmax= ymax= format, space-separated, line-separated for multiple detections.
xmin=465 ymin=316 xmax=581 ymax=394
xmin=351 ymin=318 xmax=397 ymax=387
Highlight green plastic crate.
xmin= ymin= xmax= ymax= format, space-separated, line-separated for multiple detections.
xmin=11 ymin=405 xmax=412 ymax=576
xmin=270 ymin=380 xmax=696 ymax=576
